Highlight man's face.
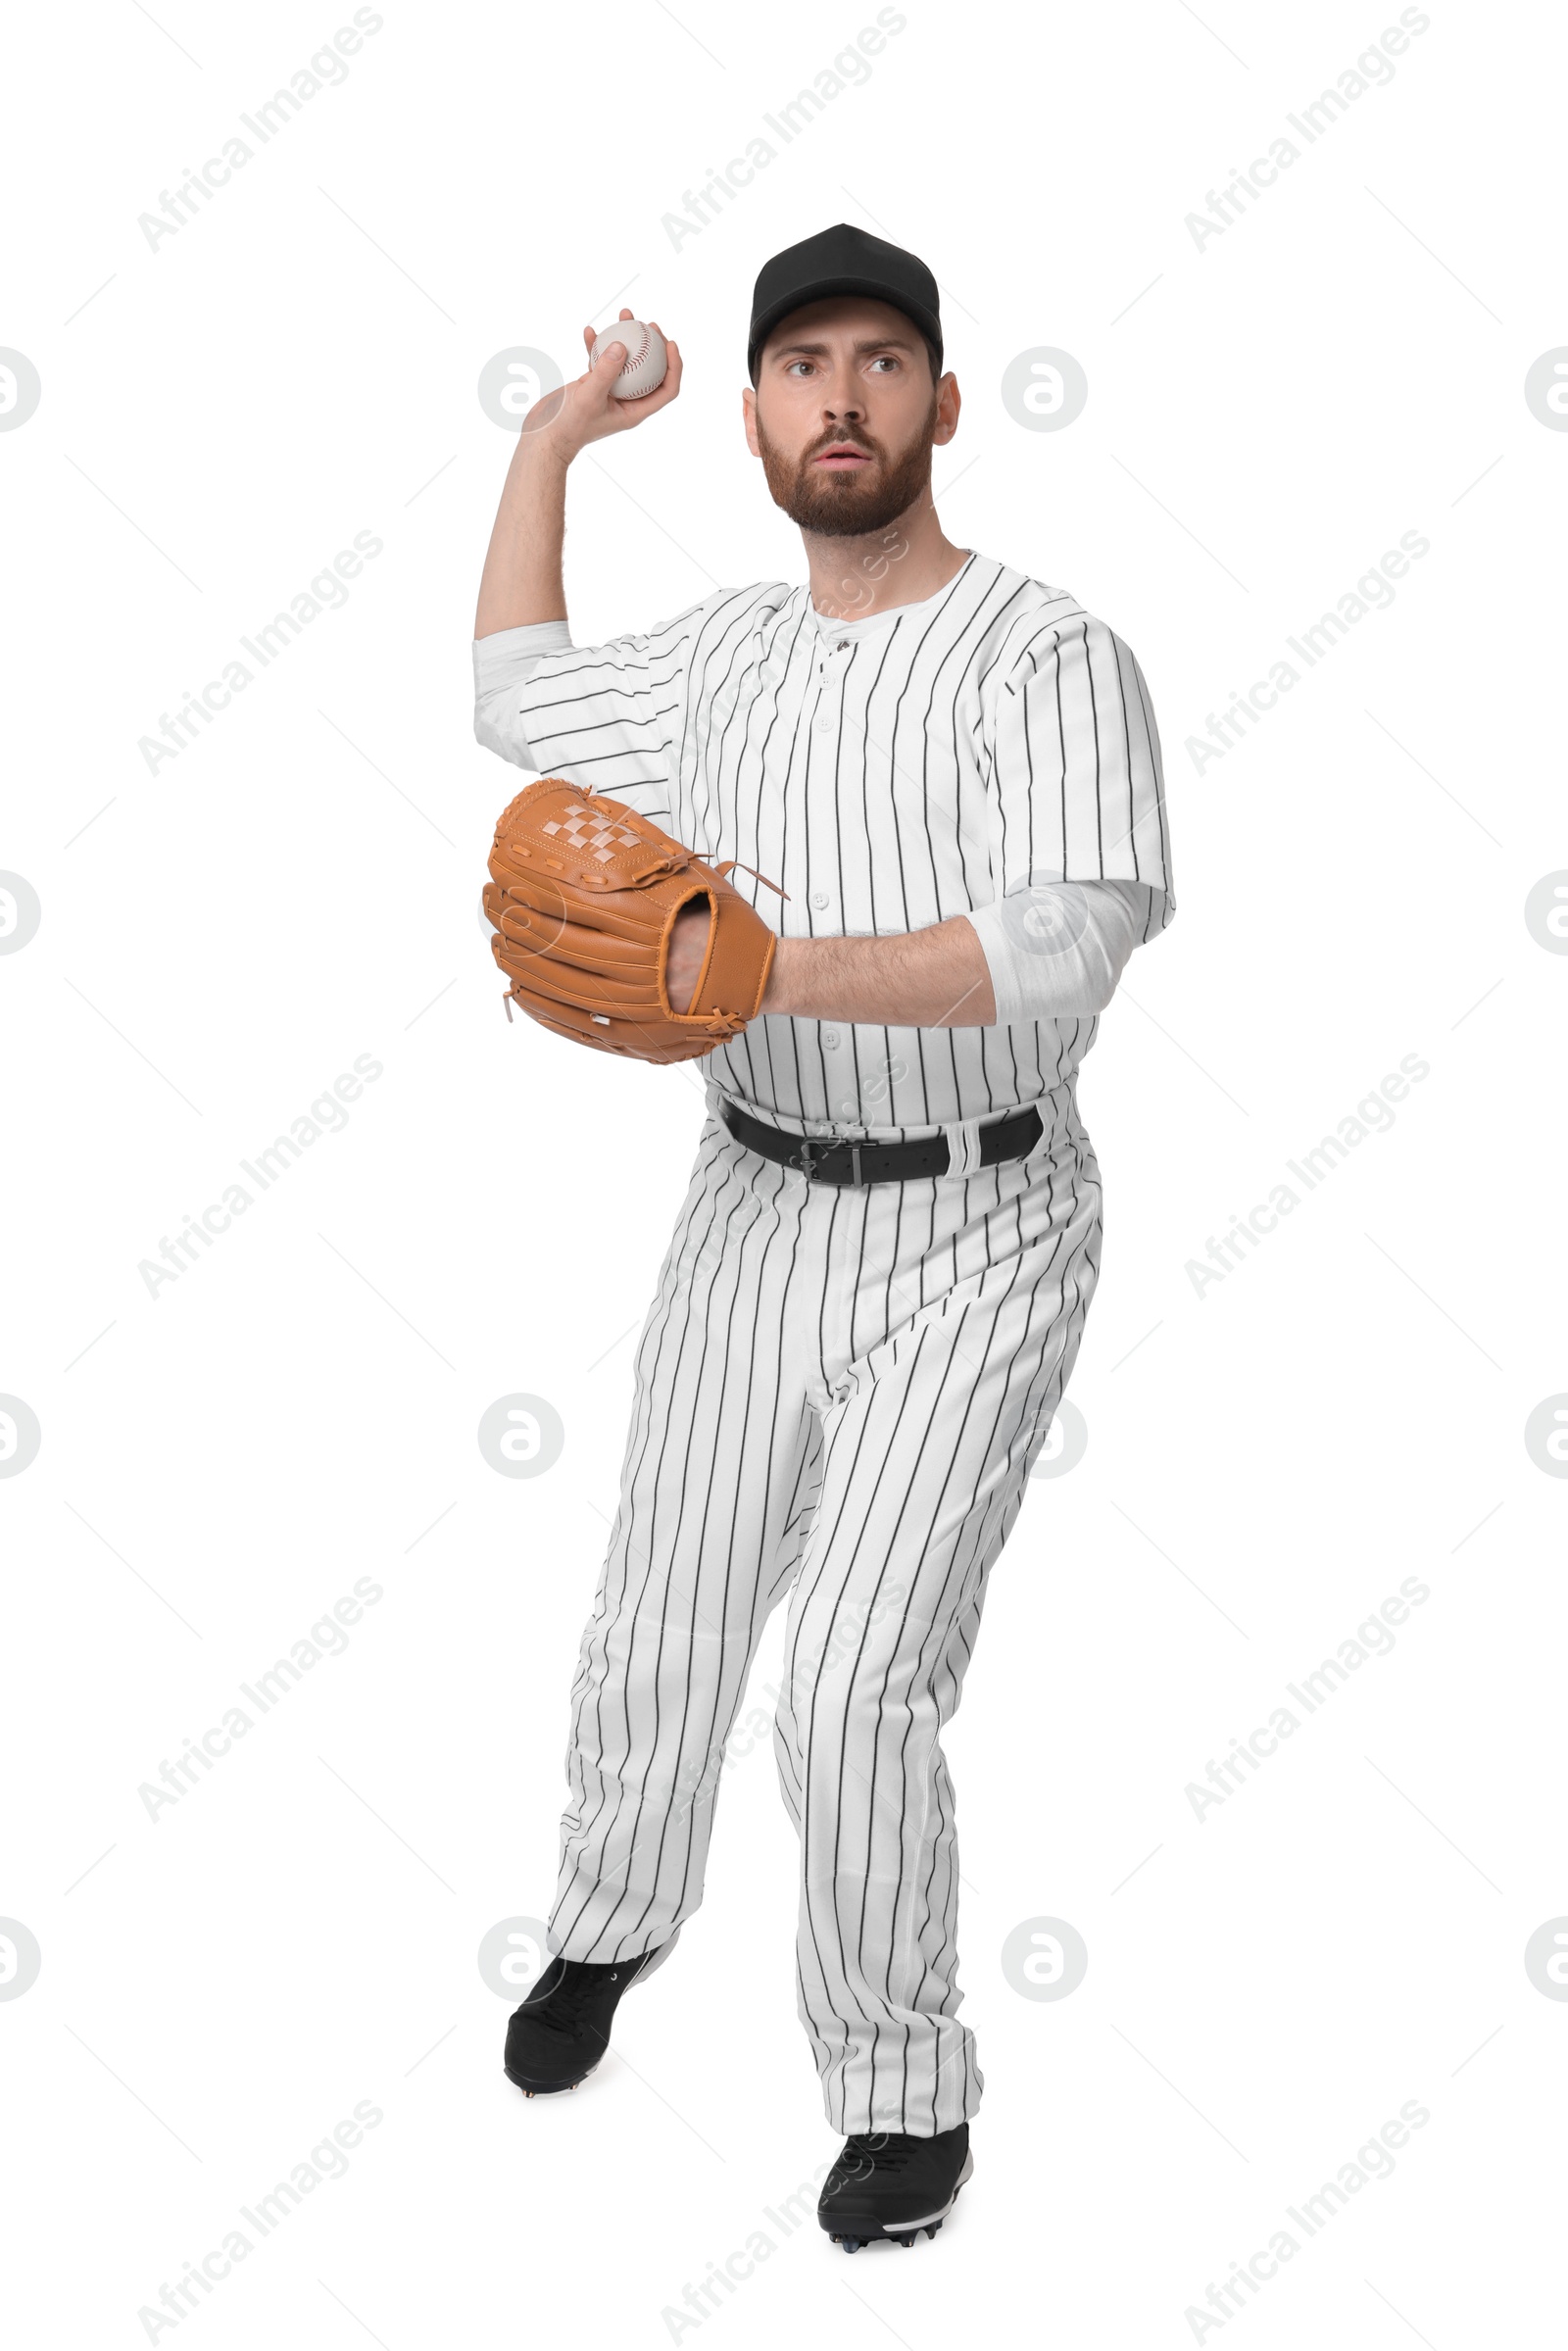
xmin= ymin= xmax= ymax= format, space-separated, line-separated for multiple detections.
xmin=744 ymin=296 xmax=958 ymax=537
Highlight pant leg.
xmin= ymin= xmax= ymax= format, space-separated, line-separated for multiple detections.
xmin=550 ymin=1121 xmax=823 ymax=1964
xmin=773 ymin=1119 xmax=1102 ymax=2133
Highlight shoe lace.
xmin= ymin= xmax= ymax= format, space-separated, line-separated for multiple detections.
xmin=537 ymin=1959 xmax=616 ymax=2025
xmin=839 ymin=2131 xmax=916 ymax=2178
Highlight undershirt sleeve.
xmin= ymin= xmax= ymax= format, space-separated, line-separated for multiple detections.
xmin=472 ymin=620 xmax=576 ymax=765
xmin=962 ymin=878 xmax=1152 ymax=1024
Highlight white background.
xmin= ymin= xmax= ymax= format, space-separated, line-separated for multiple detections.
xmin=4 ymin=0 xmax=1566 ymax=2343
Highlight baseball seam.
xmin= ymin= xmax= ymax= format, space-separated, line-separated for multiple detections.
xmin=601 ymin=320 xmax=653 ymax=387
xmin=602 ymin=321 xmax=649 ymax=375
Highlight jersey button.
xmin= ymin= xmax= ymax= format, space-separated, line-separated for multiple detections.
xmin=822 ymin=1029 xmax=841 ymax=1049
xmin=810 ymin=891 xmax=830 ymax=910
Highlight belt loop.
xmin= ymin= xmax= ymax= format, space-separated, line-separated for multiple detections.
xmin=943 ymin=1115 xmax=986 ymax=1178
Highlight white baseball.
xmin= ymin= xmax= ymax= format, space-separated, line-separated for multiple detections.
xmin=590 ymin=319 xmax=668 ymax=399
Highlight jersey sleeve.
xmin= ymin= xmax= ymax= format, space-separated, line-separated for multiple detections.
xmin=472 ymin=599 xmax=710 ymax=819
xmin=984 ymin=611 xmax=1175 ymax=928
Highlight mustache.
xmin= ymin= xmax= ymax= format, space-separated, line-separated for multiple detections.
xmin=807 ymin=431 xmax=877 ymax=460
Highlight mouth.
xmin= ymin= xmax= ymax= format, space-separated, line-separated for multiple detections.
xmin=812 ymin=442 xmax=874 ymax=469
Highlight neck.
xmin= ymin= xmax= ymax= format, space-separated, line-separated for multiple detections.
xmin=800 ymin=489 xmax=968 ymax=621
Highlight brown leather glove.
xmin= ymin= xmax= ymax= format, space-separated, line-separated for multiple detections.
xmin=483 ymin=778 xmax=780 ymax=1064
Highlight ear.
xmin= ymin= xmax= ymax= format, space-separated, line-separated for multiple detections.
xmin=933 ymin=374 xmax=960 ymax=449
xmin=742 ymin=384 xmax=760 ymax=457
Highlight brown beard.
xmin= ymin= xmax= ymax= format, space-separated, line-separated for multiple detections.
xmin=755 ymin=392 xmax=940 ymax=539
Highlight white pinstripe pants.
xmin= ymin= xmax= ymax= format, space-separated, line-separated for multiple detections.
xmin=549 ymin=1086 xmax=1102 ymax=2134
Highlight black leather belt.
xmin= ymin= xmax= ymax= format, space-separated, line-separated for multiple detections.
xmin=720 ymin=1100 xmax=1044 ymax=1187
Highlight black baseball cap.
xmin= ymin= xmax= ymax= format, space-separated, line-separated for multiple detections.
xmin=747 ymin=222 xmax=943 ymax=384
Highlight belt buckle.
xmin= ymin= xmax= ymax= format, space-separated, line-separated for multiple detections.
xmin=795 ymin=1135 xmax=865 ymax=1186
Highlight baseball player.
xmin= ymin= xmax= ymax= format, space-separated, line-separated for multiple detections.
xmin=473 ymin=223 xmax=1174 ymax=2252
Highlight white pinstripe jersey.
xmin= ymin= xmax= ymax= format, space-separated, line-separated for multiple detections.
xmin=497 ymin=551 xmax=1175 ymax=1140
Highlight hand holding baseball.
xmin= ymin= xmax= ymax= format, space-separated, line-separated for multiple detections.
xmin=519 ymin=306 xmax=681 ymax=455
xmin=589 ymin=315 xmax=668 ymax=398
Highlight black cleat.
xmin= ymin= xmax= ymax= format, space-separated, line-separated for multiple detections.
xmin=818 ymin=2122 xmax=972 ymax=2249
xmin=504 ymin=1931 xmax=679 ymax=2096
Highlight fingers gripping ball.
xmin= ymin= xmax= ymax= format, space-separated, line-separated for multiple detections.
xmin=484 ymin=779 xmax=780 ymax=1064
xmin=589 ymin=319 xmax=668 ymax=398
